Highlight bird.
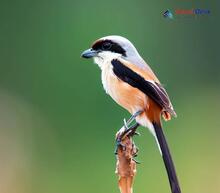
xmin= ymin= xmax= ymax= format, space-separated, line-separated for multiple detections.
xmin=81 ymin=35 xmax=181 ymax=193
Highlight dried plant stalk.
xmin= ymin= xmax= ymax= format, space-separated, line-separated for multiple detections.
xmin=115 ymin=130 xmax=138 ymax=193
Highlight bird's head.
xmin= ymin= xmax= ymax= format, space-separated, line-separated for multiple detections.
xmin=81 ymin=35 xmax=143 ymax=68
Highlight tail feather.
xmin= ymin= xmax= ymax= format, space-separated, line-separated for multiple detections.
xmin=152 ymin=122 xmax=181 ymax=193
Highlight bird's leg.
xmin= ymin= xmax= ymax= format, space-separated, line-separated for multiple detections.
xmin=117 ymin=110 xmax=143 ymax=140
xmin=123 ymin=110 xmax=143 ymax=130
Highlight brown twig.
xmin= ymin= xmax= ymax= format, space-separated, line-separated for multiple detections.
xmin=115 ymin=129 xmax=139 ymax=193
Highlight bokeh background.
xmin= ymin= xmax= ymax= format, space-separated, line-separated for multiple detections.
xmin=1 ymin=0 xmax=220 ymax=193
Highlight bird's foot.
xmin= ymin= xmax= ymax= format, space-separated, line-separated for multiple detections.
xmin=114 ymin=123 xmax=140 ymax=154
xmin=114 ymin=125 xmax=127 ymax=154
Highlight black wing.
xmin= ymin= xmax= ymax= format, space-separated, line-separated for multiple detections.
xmin=111 ymin=59 xmax=176 ymax=116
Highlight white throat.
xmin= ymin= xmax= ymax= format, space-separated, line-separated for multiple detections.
xmin=93 ymin=51 xmax=121 ymax=70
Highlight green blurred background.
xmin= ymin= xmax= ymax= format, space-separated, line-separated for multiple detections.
xmin=1 ymin=0 xmax=220 ymax=193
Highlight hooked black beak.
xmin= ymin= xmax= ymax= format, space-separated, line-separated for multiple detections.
xmin=81 ymin=48 xmax=98 ymax=59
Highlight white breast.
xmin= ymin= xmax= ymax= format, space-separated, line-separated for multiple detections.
xmin=99 ymin=60 xmax=119 ymax=102
xmin=101 ymin=62 xmax=113 ymax=94
xmin=94 ymin=51 xmax=121 ymax=97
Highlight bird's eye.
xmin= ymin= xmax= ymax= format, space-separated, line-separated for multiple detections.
xmin=102 ymin=42 xmax=112 ymax=50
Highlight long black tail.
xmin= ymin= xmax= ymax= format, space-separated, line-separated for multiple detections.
xmin=153 ymin=122 xmax=181 ymax=193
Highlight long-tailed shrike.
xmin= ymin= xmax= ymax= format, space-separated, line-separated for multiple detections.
xmin=81 ymin=35 xmax=181 ymax=193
